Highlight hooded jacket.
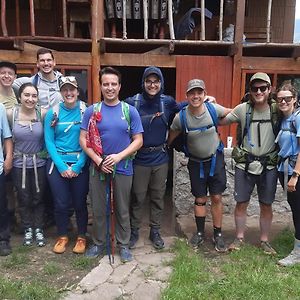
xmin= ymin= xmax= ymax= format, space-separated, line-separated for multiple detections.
xmin=125 ymin=66 xmax=185 ymax=166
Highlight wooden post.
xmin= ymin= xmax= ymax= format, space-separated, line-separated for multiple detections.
xmin=1 ymin=0 xmax=8 ymax=36
xmin=267 ymin=0 xmax=272 ymax=43
xmin=231 ymin=0 xmax=246 ymax=140
xmin=29 ymin=0 xmax=35 ymax=36
xmin=168 ymin=0 xmax=175 ymax=39
xmin=200 ymin=0 xmax=205 ymax=40
xmin=62 ymin=0 xmax=68 ymax=38
xmin=122 ymin=0 xmax=127 ymax=39
xmin=143 ymin=0 xmax=148 ymax=39
xmin=91 ymin=0 xmax=103 ymax=104
xmin=219 ymin=0 xmax=224 ymax=41
xmin=15 ymin=0 xmax=20 ymax=36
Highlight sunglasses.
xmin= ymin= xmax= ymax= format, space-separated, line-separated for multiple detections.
xmin=250 ymin=85 xmax=269 ymax=93
xmin=276 ymin=96 xmax=294 ymax=103
xmin=60 ymin=76 xmax=77 ymax=85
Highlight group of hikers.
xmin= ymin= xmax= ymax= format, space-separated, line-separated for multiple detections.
xmin=0 ymin=47 xmax=300 ymax=267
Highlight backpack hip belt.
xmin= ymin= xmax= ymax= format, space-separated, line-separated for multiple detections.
xmin=139 ymin=143 xmax=167 ymax=153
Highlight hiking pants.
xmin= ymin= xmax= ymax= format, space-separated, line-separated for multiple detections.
xmin=131 ymin=163 xmax=169 ymax=230
xmin=46 ymin=160 xmax=89 ymax=236
xmin=13 ymin=166 xmax=46 ymax=230
xmin=89 ymin=169 xmax=132 ymax=247
xmin=0 ymin=172 xmax=10 ymax=242
xmin=279 ymin=172 xmax=300 ymax=240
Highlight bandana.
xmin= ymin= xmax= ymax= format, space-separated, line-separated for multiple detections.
xmin=86 ymin=111 xmax=103 ymax=156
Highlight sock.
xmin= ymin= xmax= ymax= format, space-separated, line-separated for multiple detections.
xmin=213 ymin=226 xmax=222 ymax=237
xmin=195 ymin=216 xmax=205 ymax=234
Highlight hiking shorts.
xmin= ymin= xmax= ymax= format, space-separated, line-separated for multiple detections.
xmin=234 ymin=167 xmax=277 ymax=204
xmin=187 ymin=151 xmax=226 ymax=198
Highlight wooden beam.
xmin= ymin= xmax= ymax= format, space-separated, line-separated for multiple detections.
xmin=100 ymin=53 xmax=175 ymax=67
xmin=231 ymin=0 xmax=246 ymax=141
xmin=292 ymin=47 xmax=300 ymax=58
xmin=29 ymin=0 xmax=35 ymax=36
xmin=15 ymin=0 xmax=20 ymax=36
xmin=1 ymin=0 xmax=8 ymax=36
xmin=62 ymin=0 xmax=68 ymax=38
xmin=13 ymin=38 xmax=24 ymax=50
xmin=266 ymin=0 xmax=272 ymax=43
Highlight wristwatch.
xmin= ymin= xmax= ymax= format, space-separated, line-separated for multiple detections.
xmin=292 ymin=171 xmax=300 ymax=178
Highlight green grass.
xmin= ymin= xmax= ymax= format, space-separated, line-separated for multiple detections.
xmin=2 ymin=252 xmax=30 ymax=270
xmin=162 ymin=230 xmax=300 ymax=300
xmin=43 ymin=262 xmax=62 ymax=275
xmin=0 ymin=277 xmax=59 ymax=300
xmin=71 ymin=255 xmax=96 ymax=270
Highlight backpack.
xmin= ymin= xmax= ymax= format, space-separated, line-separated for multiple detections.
xmin=170 ymin=100 xmax=220 ymax=156
xmin=133 ymin=93 xmax=168 ymax=128
xmin=51 ymin=100 xmax=87 ymax=131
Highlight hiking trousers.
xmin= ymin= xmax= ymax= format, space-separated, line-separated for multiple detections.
xmin=89 ymin=169 xmax=132 ymax=247
xmin=0 ymin=172 xmax=10 ymax=242
xmin=131 ymin=163 xmax=168 ymax=230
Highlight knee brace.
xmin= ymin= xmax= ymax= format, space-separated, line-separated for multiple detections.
xmin=194 ymin=201 xmax=206 ymax=207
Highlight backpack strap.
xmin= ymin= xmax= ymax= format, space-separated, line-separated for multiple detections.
xmin=121 ymin=101 xmax=131 ymax=133
xmin=31 ymin=74 xmax=39 ymax=87
xmin=179 ymin=107 xmax=189 ymax=157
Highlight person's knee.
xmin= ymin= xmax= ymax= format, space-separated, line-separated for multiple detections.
xmin=210 ymin=194 xmax=222 ymax=204
xmin=194 ymin=198 xmax=206 ymax=206
xmin=235 ymin=201 xmax=249 ymax=213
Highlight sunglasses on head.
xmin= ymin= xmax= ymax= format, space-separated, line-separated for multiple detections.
xmin=250 ymin=85 xmax=269 ymax=93
xmin=276 ymin=96 xmax=294 ymax=103
xmin=60 ymin=76 xmax=76 ymax=84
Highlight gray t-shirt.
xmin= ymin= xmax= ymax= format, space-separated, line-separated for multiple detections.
xmin=13 ymin=70 xmax=63 ymax=109
xmin=225 ymin=102 xmax=276 ymax=174
xmin=170 ymin=103 xmax=225 ymax=159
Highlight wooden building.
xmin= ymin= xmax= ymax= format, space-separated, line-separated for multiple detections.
xmin=0 ymin=0 xmax=299 ymax=142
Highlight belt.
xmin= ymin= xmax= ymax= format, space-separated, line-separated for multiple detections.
xmin=139 ymin=143 xmax=166 ymax=153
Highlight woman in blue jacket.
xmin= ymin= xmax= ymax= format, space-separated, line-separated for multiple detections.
xmin=44 ymin=76 xmax=88 ymax=254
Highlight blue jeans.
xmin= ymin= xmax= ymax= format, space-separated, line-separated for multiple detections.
xmin=0 ymin=172 xmax=10 ymax=242
xmin=46 ymin=160 xmax=89 ymax=236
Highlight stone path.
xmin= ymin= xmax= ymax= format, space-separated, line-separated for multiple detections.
xmin=64 ymin=231 xmax=176 ymax=300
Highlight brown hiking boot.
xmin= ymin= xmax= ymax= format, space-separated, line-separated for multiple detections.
xmin=228 ymin=238 xmax=244 ymax=251
xmin=73 ymin=237 xmax=86 ymax=254
xmin=53 ymin=236 xmax=69 ymax=254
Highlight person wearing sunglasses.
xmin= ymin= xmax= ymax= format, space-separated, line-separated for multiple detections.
xmin=276 ymin=83 xmax=300 ymax=266
xmin=44 ymin=76 xmax=89 ymax=255
xmin=219 ymin=72 xmax=279 ymax=255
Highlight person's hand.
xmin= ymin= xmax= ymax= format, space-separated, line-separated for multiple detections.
xmin=4 ymin=157 xmax=12 ymax=175
xmin=101 ymin=154 xmax=122 ymax=174
xmin=287 ymin=177 xmax=298 ymax=192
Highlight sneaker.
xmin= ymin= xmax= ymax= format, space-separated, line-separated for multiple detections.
xmin=129 ymin=228 xmax=139 ymax=249
xmin=149 ymin=228 xmax=165 ymax=250
xmin=35 ymin=228 xmax=46 ymax=247
xmin=23 ymin=228 xmax=33 ymax=246
xmin=0 ymin=241 xmax=12 ymax=256
xmin=213 ymin=233 xmax=227 ymax=252
xmin=53 ymin=236 xmax=69 ymax=254
xmin=278 ymin=250 xmax=300 ymax=266
xmin=73 ymin=237 xmax=86 ymax=254
xmin=260 ymin=241 xmax=277 ymax=255
xmin=85 ymin=244 xmax=105 ymax=258
xmin=190 ymin=232 xmax=204 ymax=249
xmin=228 ymin=238 xmax=244 ymax=251
xmin=120 ymin=246 xmax=133 ymax=263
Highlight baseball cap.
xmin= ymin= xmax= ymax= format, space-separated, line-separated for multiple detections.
xmin=186 ymin=79 xmax=206 ymax=93
xmin=250 ymin=72 xmax=271 ymax=85
xmin=59 ymin=76 xmax=78 ymax=90
xmin=144 ymin=68 xmax=161 ymax=79
xmin=0 ymin=61 xmax=17 ymax=73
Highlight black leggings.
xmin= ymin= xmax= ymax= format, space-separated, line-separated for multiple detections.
xmin=278 ymin=172 xmax=300 ymax=240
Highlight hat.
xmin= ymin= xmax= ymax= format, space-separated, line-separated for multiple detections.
xmin=59 ymin=76 xmax=78 ymax=90
xmin=143 ymin=68 xmax=161 ymax=79
xmin=0 ymin=61 xmax=17 ymax=73
xmin=186 ymin=79 xmax=206 ymax=93
xmin=250 ymin=72 xmax=271 ymax=85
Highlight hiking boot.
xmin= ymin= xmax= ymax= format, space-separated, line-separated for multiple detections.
xmin=260 ymin=241 xmax=277 ymax=255
xmin=228 ymin=238 xmax=244 ymax=251
xmin=23 ymin=228 xmax=33 ymax=246
xmin=85 ymin=244 xmax=105 ymax=258
xmin=129 ymin=228 xmax=139 ymax=249
xmin=35 ymin=228 xmax=46 ymax=247
xmin=73 ymin=237 xmax=86 ymax=254
xmin=53 ymin=236 xmax=69 ymax=254
xmin=120 ymin=246 xmax=133 ymax=263
xmin=212 ymin=233 xmax=227 ymax=252
xmin=149 ymin=228 xmax=165 ymax=250
xmin=278 ymin=250 xmax=300 ymax=266
xmin=190 ymin=232 xmax=204 ymax=249
xmin=0 ymin=241 xmax=12 ymax=256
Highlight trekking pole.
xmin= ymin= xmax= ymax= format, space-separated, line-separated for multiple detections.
xmin=110 ymin=174 xmax=115 ymax=264
xmin=105 ymin=175 xmax=112 ymax=264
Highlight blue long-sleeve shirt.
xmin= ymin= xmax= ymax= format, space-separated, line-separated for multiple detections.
xmin=44 ymin=101 xmax=87 ymax=174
